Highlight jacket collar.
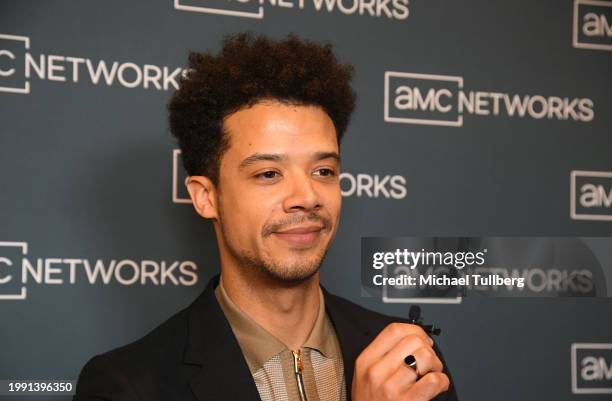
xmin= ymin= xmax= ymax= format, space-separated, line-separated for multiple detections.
xmin=183 ymin=274 xmax=371 ymax=401
xmin=184 ymin=274 xmax=261 ymax=401
xmin=321 ymin=287 xmax=372 ymax=401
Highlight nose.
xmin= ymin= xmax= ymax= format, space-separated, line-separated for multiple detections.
xmin=282 ymin=172 xmax=321 ymax=213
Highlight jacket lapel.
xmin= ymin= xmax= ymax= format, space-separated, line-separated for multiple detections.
xmin=323 ymin=288 xmax=373 ymax=401
xmin=182 ymin=276 xmax=375 ymax=401
xmin=183 ymin=275 xmax=261 ymax=401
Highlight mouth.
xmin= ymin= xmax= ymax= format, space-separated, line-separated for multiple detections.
xmin=272 ymin=225 xmax=324 ymax=248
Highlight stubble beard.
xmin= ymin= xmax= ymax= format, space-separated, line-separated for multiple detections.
xmin=240 ymin=245 xmax=329 ymax=285
xmin=219 ymin=215 xmax=333 ymax=286
xmin=221 ymin=229 xmax=331 ymax=285
xmin=216 ymin=194 xmax=337 ymax=285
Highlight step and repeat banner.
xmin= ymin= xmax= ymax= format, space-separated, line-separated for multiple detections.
xmin=1 ymin=1 xmax=611 ymax=400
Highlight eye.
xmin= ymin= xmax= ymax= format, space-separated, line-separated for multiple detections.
xmin=255 ymin=170 xmax=281 ymax=180
xmin=314 ymin=168 xmax=337 ymax=177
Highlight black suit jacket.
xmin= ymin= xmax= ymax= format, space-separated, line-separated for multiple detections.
xmin=74 ymin=275 xmax=458 ymax=401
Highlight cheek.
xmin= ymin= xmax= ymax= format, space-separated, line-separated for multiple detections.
xmin=326 ymin=187 xmax=342 ymax=216
xmin=331 ymin=195 xmax=342 ymax=237
xmin=219 ymin=189 xmax=275 ymax=238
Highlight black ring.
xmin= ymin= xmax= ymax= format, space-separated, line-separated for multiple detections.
xmin=404 ymin=354 xmax=418 ymax=372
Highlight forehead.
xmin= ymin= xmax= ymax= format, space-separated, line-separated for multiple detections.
xmin=222 ymin=101 xmax=339 ymax=158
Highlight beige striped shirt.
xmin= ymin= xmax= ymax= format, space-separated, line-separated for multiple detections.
xmin=215 ymin=280 xmax=347 ymax=401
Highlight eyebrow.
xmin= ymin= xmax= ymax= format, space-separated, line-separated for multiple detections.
xmin=238 ymin=151 xmax=341 ymax=170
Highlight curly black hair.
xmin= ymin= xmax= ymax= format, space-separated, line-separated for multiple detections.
xmin=168 ymin=32 xmax=356 ymax=185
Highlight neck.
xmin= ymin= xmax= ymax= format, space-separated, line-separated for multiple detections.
xmin=220 ymin=265 xmax=321 ymax=351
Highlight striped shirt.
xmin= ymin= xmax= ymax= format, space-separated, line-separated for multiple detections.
xmin=215 ymin=280 xmax=347 ymax=401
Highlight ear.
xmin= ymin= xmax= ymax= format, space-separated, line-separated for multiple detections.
xmin=186 ymin=176 xmax=219 ymax=220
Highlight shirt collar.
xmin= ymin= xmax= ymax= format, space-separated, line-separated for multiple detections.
xmin=214 ymin=277 xmax=337 ymax=373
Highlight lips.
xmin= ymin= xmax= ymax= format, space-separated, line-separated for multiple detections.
xmin=276 ymin=225 xmax=323 ymax=234
xmin=273 ymin=225 xmax=324 ymax=247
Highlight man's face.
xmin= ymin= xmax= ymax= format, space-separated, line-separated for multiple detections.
xmin=213 ymin=100 xmax=342 ymax=284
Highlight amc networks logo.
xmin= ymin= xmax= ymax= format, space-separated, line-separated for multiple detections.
xmin=572 ymin=343 xmax=612 ymax=394
xmin=571 ymin=171 xmax=612 ymax=221
xmin=0 ymin=240 xmax=199 ymax=301
xmin=173 ymin=0 xmax=409 ymax=20
xmin=573 ymin=0 xmax=612 ymax=51
xmin=0 ymin=33 xmax=185 ymax=95
xmin=384 ymin=71 xmax=595 ymax=127
xmin=0 ymin=241 xmax=28 ymax=300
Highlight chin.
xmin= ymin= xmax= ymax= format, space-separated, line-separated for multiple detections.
xmin=266 ymin=267 xmax=319 ymax=285
xmin=262 ymin=257 xmax=322 ymax=284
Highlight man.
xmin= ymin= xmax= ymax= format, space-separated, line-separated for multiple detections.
xmin=74 ymin=32 xmax=458 ymax=401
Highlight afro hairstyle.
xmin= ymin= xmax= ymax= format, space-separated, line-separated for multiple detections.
xmin=168 ymin=31 xmax=356 ymax=185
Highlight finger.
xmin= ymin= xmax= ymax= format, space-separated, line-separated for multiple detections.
xmin=392 ymin=343 xmax=443 ymax=377
xmin=411 ymin=347 xmax=443 ymax=376
xmin=357 ymin=323 xmax=433 ymax=368
xmin=369 ymin=334 xmax=441 ymax=382
xmin=404 ymin=372 xmax=450 ymax=401
xmin=384 ymin=364 xmax=419 ymax=397
xmin=377 ymin=366 xmax=415 ymax=401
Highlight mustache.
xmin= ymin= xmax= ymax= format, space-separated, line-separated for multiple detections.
xmin=262 ymin=212 xmax=331 ymax=237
